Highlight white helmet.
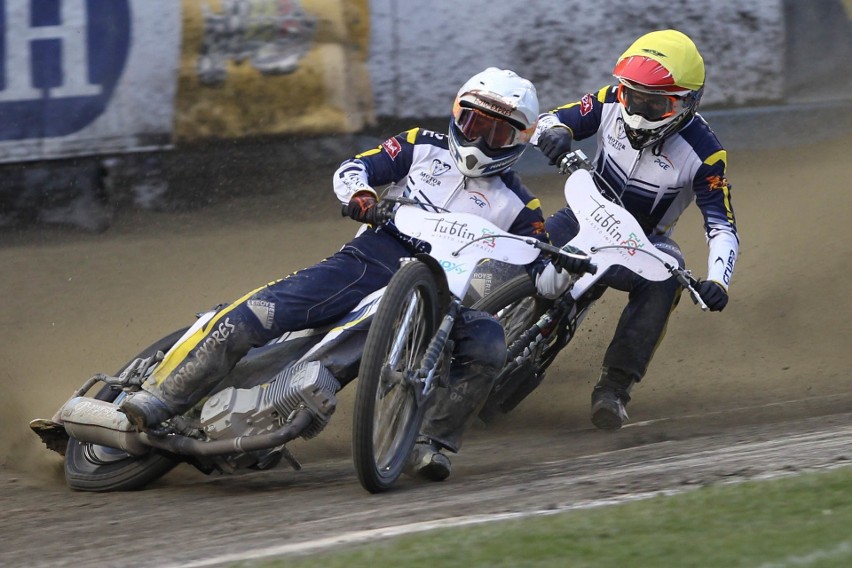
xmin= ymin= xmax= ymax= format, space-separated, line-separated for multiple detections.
xmin=449 ymin=68 xmax=539 ymax=177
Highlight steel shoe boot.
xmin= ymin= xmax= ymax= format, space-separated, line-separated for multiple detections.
xmin=590 ymin=367 xmax=635 ymax=431
xmin=404 ymin=438 xmax=452 ymax=481
xmin=591 ymin=386 xmax=630 ymax=430
xmin=119 ymin=389 xmax=175 ymax=432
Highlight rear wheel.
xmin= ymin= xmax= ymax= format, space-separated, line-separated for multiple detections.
xmin=352 ymin=261 xmax=441 ymax=493
xmin=472 ymin=274 xmax=548 ymax=422
xmin=64 ymin=328 xmax=188 ymax=492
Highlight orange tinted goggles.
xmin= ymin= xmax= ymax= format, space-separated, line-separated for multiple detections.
xmin=617 ymin=84 xmax=681 ymax=121
xmin=455 ymin=107 xmax=521 ymax=149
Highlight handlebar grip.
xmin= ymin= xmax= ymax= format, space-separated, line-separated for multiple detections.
xmin=557 ymin=149 xmax=591 ymax=175
xmin=534 ymin=240 xmax=597 ymax=276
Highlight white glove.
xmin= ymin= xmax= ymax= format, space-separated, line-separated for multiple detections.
xmin=535 ymin=262 xmax=577 ymax=300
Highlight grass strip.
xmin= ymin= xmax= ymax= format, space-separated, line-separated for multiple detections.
xmin=247 ymin=466 xmax=852 ymax=568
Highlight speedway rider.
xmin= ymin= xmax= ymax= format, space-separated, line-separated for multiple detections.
xmin=119 ymin=68 xmax=589 ymax=482
xmin=533 ymin=29 xmax=740 ymax=430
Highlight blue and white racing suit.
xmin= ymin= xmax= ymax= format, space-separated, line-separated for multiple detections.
xmin=534 ymin=86 xmax=739 ymax=383
xmin=142 ymin=127 xmax=547 ymax=452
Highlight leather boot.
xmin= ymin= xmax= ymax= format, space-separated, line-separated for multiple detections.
xmin=590 ymin=367 xmax=635 ymax=431
xmin=119 ymin=388 xmax=177 ymax=432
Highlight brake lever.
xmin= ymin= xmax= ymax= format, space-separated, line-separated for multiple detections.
xmin=670 ymin=266 xmax=709 ymax=311
xmin=529 ymin=240 xmax=598 ymax=275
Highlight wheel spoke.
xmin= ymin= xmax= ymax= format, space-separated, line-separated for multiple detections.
xmin=353 ymin=261 xmax=440 ymax=492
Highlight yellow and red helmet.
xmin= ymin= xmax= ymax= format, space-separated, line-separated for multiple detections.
xmin=612 ymin=30 xmax=705 ymax=149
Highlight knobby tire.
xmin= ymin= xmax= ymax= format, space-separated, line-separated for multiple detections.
xmin=353 ymin=261 xmax=441 ymax=493
xmin=64 ymin=328 xmax=188 ymax=492
xmin=471 ymin=273 xmax=547 ymax=421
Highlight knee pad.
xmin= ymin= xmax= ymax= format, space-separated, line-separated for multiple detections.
xmin=452 ymin=311 xmax=506 ymax=371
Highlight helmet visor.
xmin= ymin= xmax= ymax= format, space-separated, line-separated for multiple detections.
xmin=454 ymin=107 xmax=522 ymax=149
xmin=617 ymin=84 xmax=682 ymax=122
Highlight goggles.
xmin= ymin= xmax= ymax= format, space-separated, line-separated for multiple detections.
xmin=617 ymin=84 xmax=683 ymax=122
xmin=454 ymin=106 xmax=524 ymax=149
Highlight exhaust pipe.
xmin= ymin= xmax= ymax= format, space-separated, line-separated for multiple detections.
xmin=60 ymin=397 xmax=316 ymax=458
xmin=140 ymin=408 xmax=313 ymax=456
xmin=60 ymin=397 xmax=150 ymax=456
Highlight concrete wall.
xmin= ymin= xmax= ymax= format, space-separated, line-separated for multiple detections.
xmin=2 ymin=0 xmax=848 ymax=231
xmin=367 ymin=0 xmax=849 ymax=119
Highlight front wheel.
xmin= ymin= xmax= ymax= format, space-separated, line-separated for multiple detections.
xmin=64 ymin=328 xmax=188 ymax=492
xmin=352 ymin=261 xmax=441 ymax=493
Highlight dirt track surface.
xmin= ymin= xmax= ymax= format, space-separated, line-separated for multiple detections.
xmin=1 ymin=133 xmax=851 ymax=567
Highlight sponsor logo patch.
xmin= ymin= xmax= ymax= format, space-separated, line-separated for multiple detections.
xmin=706 ymin=175 xmax=728 ymax=191
xmin=247 ymin=300 xmax=276 ymax=330
xmin=654 ymin=155 xmax=674 ymax=170
xmin=430 ymin=159 xmax=451 ymax=176
xmin=467 ymin=190 xmax=490 ymax=209
xmin=580 ymin=94 xmax=594 ymax=116
xmin=382 ymin=137 xmax=402 ymax=159
xmin=620 ymin=232 xmax=645 ymax=256
xmin=723 ymin=250 xmax=735 ymax=285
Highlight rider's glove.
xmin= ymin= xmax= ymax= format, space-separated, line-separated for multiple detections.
xmin=698 ymin=279 xmax=729 ymax=311
xmin=552 ymin=245 xmax=593 ymax=275
xmin=347 ymin=190 xmax=378 ymax=224
xmin=537 ymin=126 xmax=573 ymax=166
xmin=535 ymin=262 xmax=577 ymax=300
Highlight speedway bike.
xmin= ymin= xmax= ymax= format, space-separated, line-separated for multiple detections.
xmin=472 ymin=150 xmax=709 ymax=422
xmin=29 ymin=286 xmax=386 ymax=492
xmin=28 ymin=200 xmax=559 ymax=493
xmin=347 ymin=199 xmax=588 ymax=493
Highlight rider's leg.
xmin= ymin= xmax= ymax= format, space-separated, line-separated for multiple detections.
xmin=408 ymin=309 xmax=507 ymax=481
xmin=592 ymin=237 xmax=685 ymax=430
xmin=121 ymin=230 xmax=409 ymax=431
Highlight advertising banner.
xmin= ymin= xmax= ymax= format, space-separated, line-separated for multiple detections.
xmin=0 ymin=0 xmax=181 ymax=164
xmin=174 ymin=0 xmax=373 ymax=142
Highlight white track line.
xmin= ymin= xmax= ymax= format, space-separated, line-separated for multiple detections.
xmin=171 ymin=488 xmax=688 ymax=568
xmin=170 ymin=401 xmax=852 ymax=568
xmin=173 ymin=463 xmax=851 ymax=568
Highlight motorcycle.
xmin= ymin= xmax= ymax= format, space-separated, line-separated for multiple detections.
xmin=472 ymin=150 xmax=709 ymax=422
xmin=28 ymin=287 xmax=385 ymax=491
xmin=28 ymin=199 xmax=562 ymax=493
xmin=347 ymin=200 xmax=586 ymax=493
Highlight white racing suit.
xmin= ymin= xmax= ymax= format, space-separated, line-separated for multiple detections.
xmin=137 ymin=126 xmax=548 ymax=454
xmin=533 ymin=85 xmax=740 ymax=385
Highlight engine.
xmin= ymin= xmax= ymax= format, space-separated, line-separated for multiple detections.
xmin=200 ymin=360 xmax=341 ymax=443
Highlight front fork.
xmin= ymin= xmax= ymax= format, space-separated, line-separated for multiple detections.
xmin=417 ymin=298 xmax=460 ymax=399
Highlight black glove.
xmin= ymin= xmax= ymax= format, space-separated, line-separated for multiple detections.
xmin=698 ymin=280 xmax=729 ymax=311
xmin=347 ymin=191 xmax=378 ymax=224
xmin=552 ymin=245 xmax=594 ymax=275
xmin=537 ymin=127 xmax=573 ymax=166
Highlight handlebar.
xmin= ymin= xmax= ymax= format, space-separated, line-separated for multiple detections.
xmin=526 ymin=239 xmax=598 ymax=276
xmin=558 ymin=149 xmax=592 ymax=175
xmin=555 ymin=150 xmax=708 ymax=310
xmin=340 ymin=198 xmax=401 ymax=225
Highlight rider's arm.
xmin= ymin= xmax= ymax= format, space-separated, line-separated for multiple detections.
xmin=693 ymin=150 xmax=739 ymax=290
xmin=531 ymin=85 xmax=613 ymax=145
xmin=501 ymin=172 xmax=550 ymax=280
xmin=332 ymin=128 xmax=418 ymax=203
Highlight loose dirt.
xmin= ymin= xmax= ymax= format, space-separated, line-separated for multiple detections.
xmin=1 ymin=133 xmax=850 ymax=567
